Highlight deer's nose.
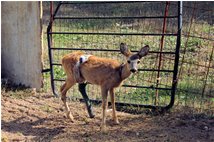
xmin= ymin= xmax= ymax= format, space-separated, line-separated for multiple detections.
xmin=130 ymin=69 xmax=137 ymax=73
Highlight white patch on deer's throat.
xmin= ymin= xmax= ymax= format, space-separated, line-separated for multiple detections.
xmin=129 ymin=59 xmax=140 ymax=70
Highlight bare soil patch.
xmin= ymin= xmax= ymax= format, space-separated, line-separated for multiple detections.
xmin=1 ymin=90 xmax=214 ymax=142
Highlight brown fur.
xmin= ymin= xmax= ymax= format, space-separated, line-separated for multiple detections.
xmin=60 ymin=43 xmax=149 ymax=132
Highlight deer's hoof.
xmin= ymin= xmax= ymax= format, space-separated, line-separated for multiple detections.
xmin=114 ymin=119 xmax=120 ymax=125
xmin=67 ymin=112 xmax=74 ymax=122
xmin=100 ymin=124 xmax=107 ymax=133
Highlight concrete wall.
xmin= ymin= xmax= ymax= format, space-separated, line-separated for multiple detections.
xmin=1 ymin=2 xmax=43 ymax=89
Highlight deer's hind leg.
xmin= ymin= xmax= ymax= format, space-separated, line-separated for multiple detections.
xmin=60 ymin=77 xmax=76 ymax=122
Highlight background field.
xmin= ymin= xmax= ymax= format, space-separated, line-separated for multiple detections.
xmin=42 ymin=1 xmax=213 ymax=112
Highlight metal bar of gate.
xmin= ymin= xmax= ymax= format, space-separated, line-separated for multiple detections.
xmin=155 ymin=1 xmax=170 ymax=105
xmin=52 ymin=63 xmax=174 ymax=73
xmin=48 ymin=32 xmax=177 ymax=36
xmin=61 ymin=1 xmax=159 ymax=4
xmin=52 ymin=78 xmax=173 ymax=91
xmin=54 ymin=16 xmax=178 ymax=19
xmin=166 ymin=1 xmax=182 ymax=110
xmin=46 ymin=2 xmax=63 ymax=97
xmin=50 ymin=47 xmax=176 ymax=54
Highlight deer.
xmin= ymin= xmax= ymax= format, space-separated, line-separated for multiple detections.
xmin=60 ymin=43 xmax=150 ymax=132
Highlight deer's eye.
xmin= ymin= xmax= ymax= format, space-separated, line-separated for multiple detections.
xmin=137 ymin=60 xmax=140 ymax=64
xmin=127 ymin=60 xmax=131 ymax=64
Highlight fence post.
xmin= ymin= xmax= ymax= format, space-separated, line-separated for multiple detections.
xmin=166 ymin=1 xmax=182 ymax=110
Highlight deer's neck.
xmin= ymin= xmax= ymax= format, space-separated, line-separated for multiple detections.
xmin=120 ymin=63 xmax=131 ymax=80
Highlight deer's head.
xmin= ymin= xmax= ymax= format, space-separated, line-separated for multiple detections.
xmin=120 ymin=43 xmax=150 ymax=73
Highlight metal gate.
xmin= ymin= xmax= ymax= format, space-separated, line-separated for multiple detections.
xmin=46 ymin=1 xmax=182 ymax=114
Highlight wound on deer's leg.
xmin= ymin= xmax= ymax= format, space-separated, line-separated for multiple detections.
xmin=78 ymin=83 xmax=95 ymax=118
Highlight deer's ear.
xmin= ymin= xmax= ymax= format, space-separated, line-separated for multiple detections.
xmin=120 ymin=43 xmax=131 ymax=57
xmin=138 ymin=45 xmax=150 ymax=58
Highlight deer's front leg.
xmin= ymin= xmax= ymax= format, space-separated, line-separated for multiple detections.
xmin=110 ymin=88 xmax=119 ymax=124
xmin=101 ymin=87 xmax=108 ymax=132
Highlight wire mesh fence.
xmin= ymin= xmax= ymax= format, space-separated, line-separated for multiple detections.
xmin=176 ymin=2 xmax=213 ymax=112
xmin=42 ymin=1 xmax=213 ymax=114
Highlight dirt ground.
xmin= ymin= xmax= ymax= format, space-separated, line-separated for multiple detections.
xmin=1 ymin=90 xmax=214 ymax=142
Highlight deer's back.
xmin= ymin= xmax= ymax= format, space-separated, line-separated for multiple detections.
xmin=81 ymin=56 xmax=123 ymax=87
xmin=62 ymin=52 xmax=123 ymax=88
